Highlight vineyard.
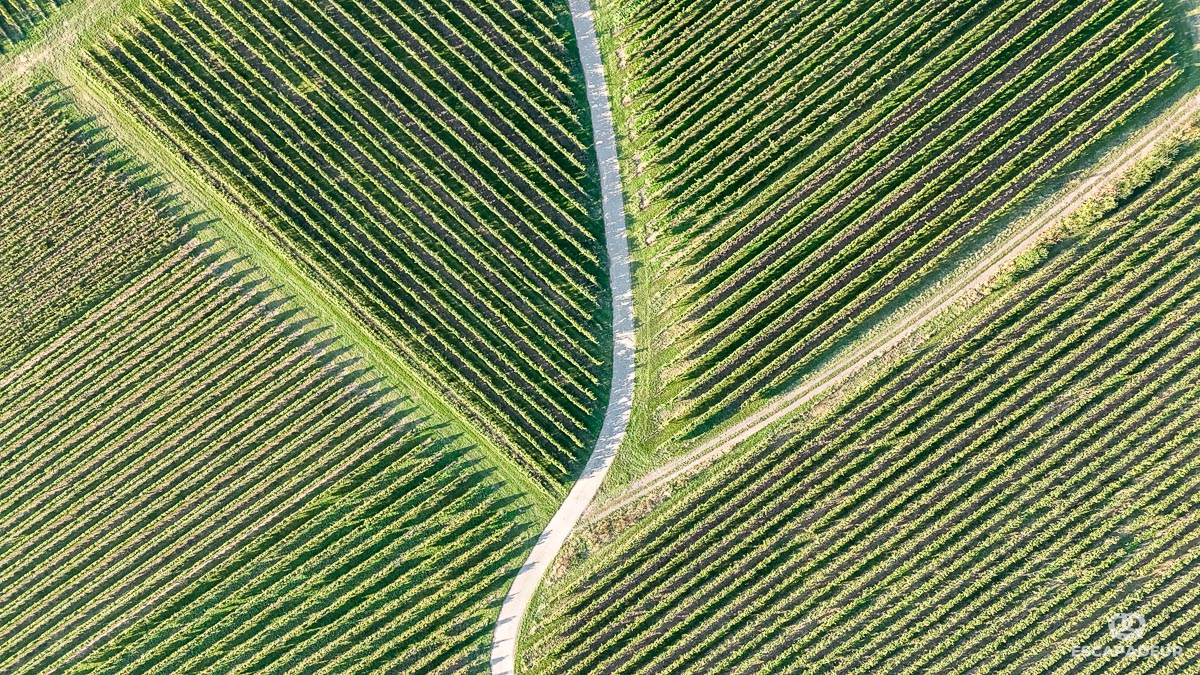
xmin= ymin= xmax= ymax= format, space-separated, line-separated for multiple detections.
xmin=0 ymin=87 xmax=541 ymax=672
xmin=613 ymin=0 xmax=1186 ymax=452
xmin=6 ymin=0 xmax=1200 ymax=669
xmin=89 ymin=0 xmax=609 ymax=488
xmin=522 ymin=137 xmax=1200 ymax=672
xmin=0 ymin=239 xmax=538 ymax=672
xmin=0 ymin=85 xmax=177 ymax=372
xmin=0 ymin=0 xmax=64 ymax=51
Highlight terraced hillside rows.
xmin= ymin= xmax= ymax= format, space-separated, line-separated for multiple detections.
xmin=0 ymin=85 xmax=178 ymax=372
xmin=522 ymin=138 xmax=1200 ymax=672
xmin=90 ymin=0 xmax=609 ymax=487
xmin=616 ymin=0 xmax=1185 ymax=446
xmin=0 ymin=0 xmax=65 ymax=51
xmin=0 ymin=234 xmax=539 ymax=673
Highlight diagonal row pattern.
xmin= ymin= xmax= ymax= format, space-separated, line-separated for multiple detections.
xmin=0 ymin=86 xmax=177 ymax=372
xmin=0 ymin=234 xmax=537 ymax=673
xmin=619 ymin=0 xmax=1183 ymax=439
xmin=524 ymin=137 xmax=1200 ymax=674
xmin=91 ymin=0 xmax=609 ymax=487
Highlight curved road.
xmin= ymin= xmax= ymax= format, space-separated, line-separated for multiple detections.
xmin=489 ymin=0 xmax=635 ymax=673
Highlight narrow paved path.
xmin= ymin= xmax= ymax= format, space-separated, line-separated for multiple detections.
xmin=588 ymin=88 xmax=1200 ymax=525
xmin=489 ymin=0 xmax=634 ymax=672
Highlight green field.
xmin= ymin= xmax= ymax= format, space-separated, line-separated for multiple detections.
xmin=0 ymin=0 xmax=63 ymax=49
xmin=88 ymin=0 xmax=608 ymax=488
xmin=5 ymin=0 xmax=1200 ymax=670
xmin=0 ymin=85 xmax=541 ymax=673
xmin=0 ymin=85 xmax=177 ymax=370
xmin=524 ymin=131 xmax=1200 ymax=673
xmin=608 ymin=0 xmax=1187 ymax=478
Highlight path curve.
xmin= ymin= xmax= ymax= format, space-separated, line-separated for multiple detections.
xmin=588 ymin=89 xmax=1200 ymax=525
xmin=489 ymin=0 xmax=635 ymax=672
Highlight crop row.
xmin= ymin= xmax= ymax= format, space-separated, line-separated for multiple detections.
xmin=0 ymin=236 xmax=535 ymax=673
xmin=686 ymin=29 xmax=1179 ymax=422
xmin=0 ymin=87 xmax=177 ymax=375
xmin=677 ymin=0 xmax=1178 ymax=427
xmin=611 ymin=0 xmax=1182 ymax=439
xmin=91 ymin=0 xmax=609 ymax=486
xmin=0 ymin=0 xmax=62 ymax=51
xmin=520 ymin=141 xmax=1200 ymax=672
xmin=540 ymin=142 xmax=1200 ymax=629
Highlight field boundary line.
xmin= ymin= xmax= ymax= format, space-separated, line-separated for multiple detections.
xmin=0 ymin=8 xmax=556 ymax=514
xmin=489 ymin=0 xmax=635 ymax=671
xmin=587 ymin=86 xmax=1200 ymax=525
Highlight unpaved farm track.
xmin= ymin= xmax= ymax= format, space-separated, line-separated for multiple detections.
xmin=587 ymin=88 xmax=1200 ymax=525
xmin=489 ymin=0 xmax=635 ymax=672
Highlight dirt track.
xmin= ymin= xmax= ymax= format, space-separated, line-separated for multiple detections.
xmin=587 ymin=87 xmax=1200 ymax=525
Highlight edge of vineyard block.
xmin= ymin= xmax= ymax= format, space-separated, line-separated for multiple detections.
xmin=591 ymin=0 xmax=1200 ymax=499
xmin=43 ymin=54 xmax=558 ymax=521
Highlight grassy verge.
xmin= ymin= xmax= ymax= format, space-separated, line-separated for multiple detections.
xmin=592 ymin=0 xmax=1200 ymax=498
xmin=584 ymin=0 xmax=683 ymax=491
xmin=1 ymin=0 xmax=557 ymax=518
xmin=57 ymin=53 xmax=557 ymax=517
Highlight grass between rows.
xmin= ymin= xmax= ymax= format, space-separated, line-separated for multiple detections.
xmin=594 ymin=0 xmax=1200 ymax=498
xmin=0 ymin=0 xmax=558 ymax=519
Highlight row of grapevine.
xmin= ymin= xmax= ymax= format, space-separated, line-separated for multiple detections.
xmin=0 ymin=0 xmax=64 ymax=51
xmin=0 ymin=223 xmax=539 ymax=673
xmin=520 ymin=140 xmax=1200 ymax=671
xmin=0 ymin=85 xmax=178 ymax=374
xmin=612 ymin=0 xmax=1184 ymax=443
xmin=89 ymin=0 xmax=610 ymax=487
